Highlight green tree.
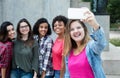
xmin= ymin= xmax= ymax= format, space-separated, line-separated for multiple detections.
xmin=107 ymin=0 xmax=120 ymax=23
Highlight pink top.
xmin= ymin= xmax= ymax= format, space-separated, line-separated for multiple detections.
xmin=52 ymin=38 xmax=64 ymax=70
xmin=68 ymin=48 xmax=94 ymax=78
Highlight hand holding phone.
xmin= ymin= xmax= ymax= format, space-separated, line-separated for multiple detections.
xmin=68 ymin=7 xmax=89 ymax=19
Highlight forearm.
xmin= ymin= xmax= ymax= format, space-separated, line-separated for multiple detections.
xmin=92 ymin=22 xmax=100 ymax=31
xmin=60 ymin=56 xmax=65 ymax=78
xmin=60 ymin=68 xmax=65 ymax=78
xmin=33 ymin=71 xmax=37 ymax=78
xmin=1 ymin=67 xmax=6 ymax=78
xmin=41 ymin=71 xmax=46 ymax=78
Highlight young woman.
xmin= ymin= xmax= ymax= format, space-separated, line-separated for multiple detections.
xmin=33 ymin=18 xmax=54 ymax=78
xmin=62 ymin=8 xmax=107 ymax=78
xmin=0 ymin=21 xmax=15 ymax=78
xmin=11 ymin=18 xmax=38 ymax=78
xmin=52 ymin=15 xmax=68 ymax=78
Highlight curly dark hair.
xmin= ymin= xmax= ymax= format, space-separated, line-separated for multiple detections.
xmin=33 ymin=18 xmax=51 ymax=35
xmin=52 ymin=15 xmax=68 ymax=30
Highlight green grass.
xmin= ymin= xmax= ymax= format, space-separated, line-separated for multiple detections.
xmin=110 ymin=38 xmax=120 ymax=46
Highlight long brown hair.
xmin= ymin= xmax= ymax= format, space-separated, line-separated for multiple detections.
xmin=0 ymin=21 xmax=13 ymax=43
xmin=16 ymin=18 xmax=34 ymax=47
xmin=63 ymin=19 xmax=90 ymax=56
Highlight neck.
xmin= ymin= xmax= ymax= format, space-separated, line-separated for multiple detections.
xmin=76 ymin=41 xmax=82 ymax=47
xmin=73 ymin=43 xmax=86 ymax=55
xmin=21 ymin=34 xmax=28 ymax=41
xmin=58 ymin=34 xmax=64 ymax=39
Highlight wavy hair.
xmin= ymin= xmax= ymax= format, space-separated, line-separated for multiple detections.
xmin=0 ymin=21 xmax=13 ymax=42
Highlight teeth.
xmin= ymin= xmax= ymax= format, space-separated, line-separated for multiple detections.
xmin=74 ymin=33 xmax=81 ymax=37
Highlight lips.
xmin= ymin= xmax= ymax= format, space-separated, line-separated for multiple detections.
xmin=41 ymin=31 xmax=46 ymax=35
xmin=73 ymin=32 xmax=81 ymax=37
xmin=55 ymin=28 xmax=60 ymax=31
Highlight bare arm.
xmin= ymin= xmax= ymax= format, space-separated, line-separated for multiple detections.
xmin=60 ymin=56 xmax=65 ymax=78
xmin=33 ymin=71 xmax=37 ymax=78
xmin=1 ymin=67 xmax=6 ymax=78
xmin=81 ymin=7 xmax=100 ymax=30
xmin=41 ymin=71 xmax=46 ymax=78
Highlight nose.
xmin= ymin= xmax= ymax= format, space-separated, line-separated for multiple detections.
xmin=42 ymin=28 xmax=46 ymax=30
xmin=74 ymin=28 xmax=78 ymax=32
xmin=10 ymin=30 xmax=15 ymax=34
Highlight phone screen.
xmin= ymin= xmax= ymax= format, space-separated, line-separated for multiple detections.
xmin=68 ymin=7 xmax=89 ymax=19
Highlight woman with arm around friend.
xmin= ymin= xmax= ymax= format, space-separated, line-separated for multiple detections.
xmin=10 ymin=18 xmax=39 ymax=78
xmin=33 ymin=18 xmax=54 ymax=78
xmin=0 ymin=21 xmax=15 ymax=78
xmin=62 ymin=8 xmax=107 ymax=78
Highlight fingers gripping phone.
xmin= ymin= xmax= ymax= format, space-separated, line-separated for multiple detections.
xmin=68 ymin=7 xmax=89 ymax=19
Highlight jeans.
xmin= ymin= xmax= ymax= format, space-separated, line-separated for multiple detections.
xmin=10 ymin=68 xmax=33 ymax=78
xmin=54 ymin=70 xmax=60 ymax=78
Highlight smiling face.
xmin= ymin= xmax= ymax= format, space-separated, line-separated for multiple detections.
xmin=53 ymin=21 xmax=65 ymax=36
xmin=7 ymin=25 xmax=15 ymax=40
xmin=38 ymin=23 xmax=48 ymax=38
xmin=19 ymin=22 xmax=30 ymax=35
xmin=70 ymin=21 xmax=85 ymax=43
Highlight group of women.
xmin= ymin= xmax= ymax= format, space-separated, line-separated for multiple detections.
xmin=0 ymin=8 xmax=107 ymax=78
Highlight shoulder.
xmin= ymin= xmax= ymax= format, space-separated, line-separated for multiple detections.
xmin=0 ymin=41 xmax=12 ymax=47
xmin=0 ymin=42 xmax=12 ymax=51
xmin=13 ymin=39 xmax=21 ymax=45
xmin=44 ymin=35 xmax=53 ymax=43
xmin=0 ymin=42 xmax=4 ymax=45
xmin=33 ymin=35 xmax=39 ymax=41
xmin=33 ymin=39 xmax=38 ymax=46
xmin=0 ymin=42 xmax=6 ymax=48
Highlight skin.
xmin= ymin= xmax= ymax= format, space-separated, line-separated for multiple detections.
xmin=70 ymin=21 xmax=86 ymax=55
xmin=1 ymin=25 xmax=15 ymax=78
xmin=53 ymin=21 xmax=66 ymax=78
xmin=38 ymin=23 xmax=48 ymax=38
xmin=19 ymin=22 xmax=30 ymax=41
xmin=19 ymin=22 xmax=38 ymax=78
xmin=53 ymin=21 xmax=66 ymax=39
xmin=7 ymin=25 xmax=15 ymax=40
xmin=60 ymin=8 xmax=100 ymax=78
xmin=70 ymin=21 xmax=85 ymax=44
xmin=38 ymin=23 xmax=48 ymax=78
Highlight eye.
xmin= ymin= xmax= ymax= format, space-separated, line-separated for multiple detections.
xmin=12 ymin=28 xmax=14 ymax=31
xmin=59 ymin=24 xmax=62 ymax=26
xmin=40 ymin=26 xmax=43 ymax=28
xmin=70 ymin=28 xmax=74 ymax=31
xmin=77 ymin=26 xmax=81 ymax=29
xmin=45 ymin=26 xmax=48 ymax=29
xmin=54 ymin=24 xmax=57 ymax=27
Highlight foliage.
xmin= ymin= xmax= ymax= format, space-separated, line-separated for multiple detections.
xmin=110 ymin=23 xmax=120 ymax=28
xmin=107 ymin=0 xmax=120 ymax=23
xmin=110 ymin=38 xmax=120 ymax=46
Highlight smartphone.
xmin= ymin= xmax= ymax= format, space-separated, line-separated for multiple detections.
xmin=68 ymin=7 xmax=89 ymax=19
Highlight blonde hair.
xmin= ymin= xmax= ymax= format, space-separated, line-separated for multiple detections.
xmin=63 ymin=19 xmax=90 ymax=56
